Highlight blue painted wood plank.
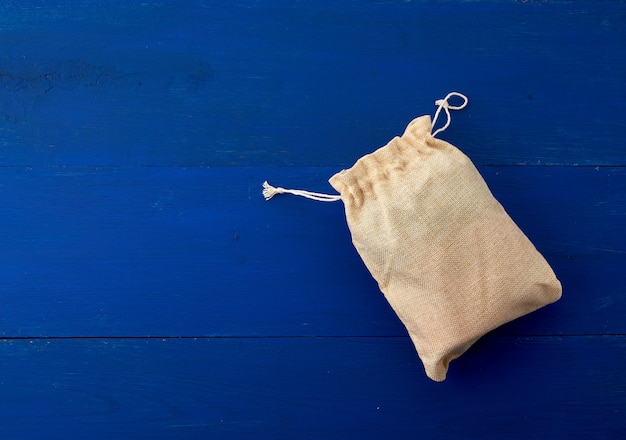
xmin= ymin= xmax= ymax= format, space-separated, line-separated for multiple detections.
xmin=1 ymin=1 xmax=625 ymax=166
xmin=0 ymin=166 xmax=623 ymax=337
xmin=0 ymin=336 xmax=623 ymax=439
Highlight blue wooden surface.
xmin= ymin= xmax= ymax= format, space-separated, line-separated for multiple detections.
xmin=0 ymin=1 xmax=625 ymax=439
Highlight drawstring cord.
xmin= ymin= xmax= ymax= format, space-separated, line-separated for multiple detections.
xmin=431 ymin=91 xmax=468 ymax=138
xmin=263 ymin=91 xmax=468 ymax=201
xmin=262 ymin=181 xmax=341 ymax=202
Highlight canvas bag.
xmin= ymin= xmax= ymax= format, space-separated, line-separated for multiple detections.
xmin=263 ymin=92 xmax=562 ymax=381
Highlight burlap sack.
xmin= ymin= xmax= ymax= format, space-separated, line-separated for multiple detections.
xmin=264 ymin=92 xmax=562 ymax=381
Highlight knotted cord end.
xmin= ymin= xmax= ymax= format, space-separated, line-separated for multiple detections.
xmin=262 ymin=181 xmax=284 ymax=201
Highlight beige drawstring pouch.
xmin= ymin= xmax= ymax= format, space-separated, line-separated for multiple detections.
xmin=263 ymin=92 xmax=562 ymax=381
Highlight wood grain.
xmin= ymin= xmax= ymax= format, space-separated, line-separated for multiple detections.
xmin=0 ymin=166 xmax=623 ymax=338
xmin=0 ymin=337 xmax=624 ymax=439
xmin=0 ymin=1 xmax=625 ymax=166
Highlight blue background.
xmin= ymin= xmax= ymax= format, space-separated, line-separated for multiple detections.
xmin=1 ymin=1 xmax=625 ymax=438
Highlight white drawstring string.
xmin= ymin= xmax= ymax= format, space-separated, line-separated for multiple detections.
xmin=262 ymin=181 xmax=341 ymax=202
xmin=431 ymin=92 xmax=468 ymax=138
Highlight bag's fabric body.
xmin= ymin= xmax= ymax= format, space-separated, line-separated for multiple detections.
xmin=328 ymin=114 xmax=562 ymax=381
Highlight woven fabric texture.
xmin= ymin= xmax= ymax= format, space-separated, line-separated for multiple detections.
xmin=329 ymin=115 xmax=562 ymax=381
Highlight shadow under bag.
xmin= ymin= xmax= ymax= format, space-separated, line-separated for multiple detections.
xmin=263 ymin=92 xmax=562 ymax=381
